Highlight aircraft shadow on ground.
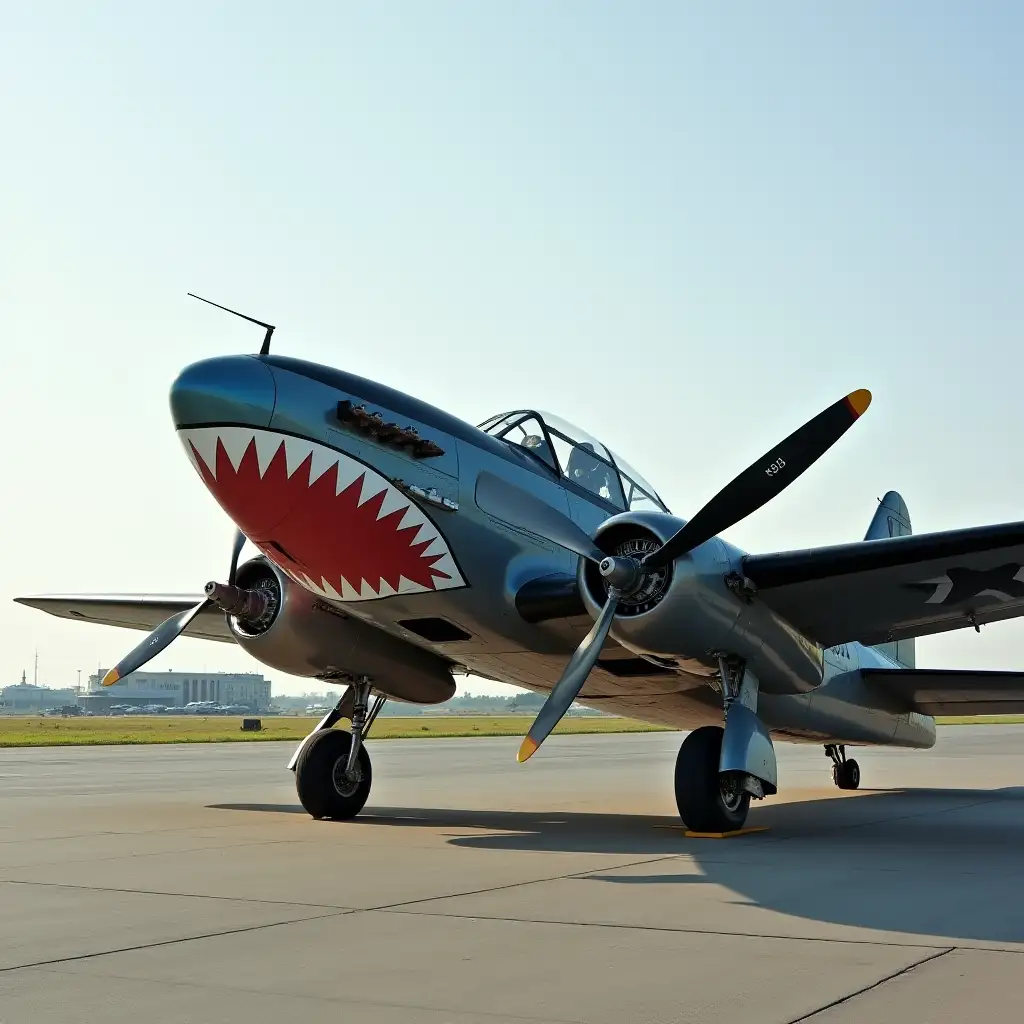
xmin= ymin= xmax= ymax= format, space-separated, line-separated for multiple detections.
xmin=211 ymin=786 xmax=1024 ymax=945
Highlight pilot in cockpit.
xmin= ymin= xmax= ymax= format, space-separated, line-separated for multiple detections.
xmin=567 ymin=442 xmax=615 ymax=502
xmin=521 ymin=433 xmax=555 ymax=467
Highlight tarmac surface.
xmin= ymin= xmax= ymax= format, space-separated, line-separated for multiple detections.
xmin=1 ymin=726 xmax=1024 ymax=1023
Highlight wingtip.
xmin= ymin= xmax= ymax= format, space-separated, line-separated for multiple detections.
xmin=517 ymin=737 xmax=538 ymax=763
xmin=846 ymin=389 xmax=872 ymax=417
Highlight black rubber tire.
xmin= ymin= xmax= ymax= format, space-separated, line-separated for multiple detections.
xmin=834 ymin=758 xmax=860 ymax=790
xmin=294 ymin=729 xmax=372 ymax=820
xmin=674 ymin=726 xmax=751 ymax=833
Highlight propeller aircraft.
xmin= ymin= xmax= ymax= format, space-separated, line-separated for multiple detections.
xmin=19 ymin=297 xmax=1024 ymax=832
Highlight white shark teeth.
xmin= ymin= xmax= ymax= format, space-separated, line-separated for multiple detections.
xmin=217 ymin=427 xmax=256 ymax=472
xmin=396 ymin=503 xmax=440 ymax=548
xmin=333 ymin=456 xmax=364 ymax=496
xmin=282 ymin=435 xmax=314 ymax=478
xmin=182 ymin=430 xmax=220 ymax=477
xmin=358 ymin=473 xmax=389 ymax=508
xmin=374 ymin=485 xmax=410 ymax=521
xmin=428 ymin=548 xmax=459 ymax=578
xmin=253 ymin=432 xmax=284 ymax=477
xmin=307 ymin=445 xmax=341 ymax=487
xmin=396 ymin=576 xmax=427 ymax=594
xmin=176 ymin=425 xmax=466 ymax=601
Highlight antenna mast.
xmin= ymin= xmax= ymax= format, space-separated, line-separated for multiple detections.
xmin=187 ymin=293 xmax=276 ymax=355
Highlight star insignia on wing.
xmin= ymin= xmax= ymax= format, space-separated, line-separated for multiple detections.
xmin=906 ymin=564 xmax=1024 ymax=606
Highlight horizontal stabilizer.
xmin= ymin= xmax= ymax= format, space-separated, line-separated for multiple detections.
xmin=14 ymin=595 xmax=234 ymax=643
xmin=862 ymin=668 xmax=1024 ymax=717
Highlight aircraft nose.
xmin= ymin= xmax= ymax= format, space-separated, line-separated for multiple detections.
xmin=169 ymin=355 xmax=277 ymax=428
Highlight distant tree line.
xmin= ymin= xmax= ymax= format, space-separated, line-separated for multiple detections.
xmin=377 ymin=691 xmax=549 ymax=715
xmin=275 ymin=690 xmax=594 ymax=716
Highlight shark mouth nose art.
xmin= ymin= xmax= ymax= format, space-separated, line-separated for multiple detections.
xmin=177 ymin=427 xmax=466 ymax=601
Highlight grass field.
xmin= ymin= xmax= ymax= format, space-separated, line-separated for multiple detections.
xmin=934 ymin=715 xmax=1024 ymax=726
xmin=0 ymin=714 xmax=672 ymax=748
xmin=0 ymin=713 xmax=1020 ymax=748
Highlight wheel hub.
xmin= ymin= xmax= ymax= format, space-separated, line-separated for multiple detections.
xmin=332 ymin=755 xmax=362 ymax=797
xmin=719 ymin=774 xmax=745 ymax=813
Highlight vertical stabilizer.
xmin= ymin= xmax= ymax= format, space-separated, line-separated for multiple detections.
xmin=865 ymin=490 xmax=911 ymax=541
xmin=865 ymin=491 xmax=915 ymax=667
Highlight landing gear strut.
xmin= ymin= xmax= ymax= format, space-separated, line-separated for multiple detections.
xmin=673 ymin=659 xmax=778 ymax=832
xmin=293 ymin=678 xmax=386 ymax=819
xmin=826 ymin=744 xmax=860 ymax=790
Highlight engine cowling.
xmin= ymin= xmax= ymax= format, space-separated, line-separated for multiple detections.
xmin=578 ymin=511 xmax=824 ymax=695
xmin=227 ymin=557 xmax=456 ymax=705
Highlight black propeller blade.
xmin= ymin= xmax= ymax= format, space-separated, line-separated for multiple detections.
xmin=642 ymin=389 xmax=871 ymax=571
xmin=228 ymin=528 xmax=246 ymax=586
xmin=508 ymin=388 xmax=872 ymax=761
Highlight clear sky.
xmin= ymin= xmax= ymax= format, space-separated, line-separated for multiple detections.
xmin=1 ymin=3 xmax=1022 ymax=698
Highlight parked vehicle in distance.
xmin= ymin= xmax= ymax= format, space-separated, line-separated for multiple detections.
xmin=182 ymin=701 xmax=220 ymax=714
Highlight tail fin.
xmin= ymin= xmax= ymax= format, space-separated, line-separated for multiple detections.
xmin=865 ymin=491 xmax=915 ymax=668
xmin=865 ymin=490 xmax=911 ymax=542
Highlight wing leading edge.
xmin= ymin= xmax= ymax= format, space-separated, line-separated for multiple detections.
xmin=742 ymin=520 xmax=1024 ymax=648
xmin=14 ymin=595 xmax=234 ymax=643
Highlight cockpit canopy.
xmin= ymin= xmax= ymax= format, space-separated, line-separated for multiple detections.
xmin=477 ymin=410 xmax=669 ymax=513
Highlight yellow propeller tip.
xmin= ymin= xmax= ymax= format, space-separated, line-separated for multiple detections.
xmin=846 ymin=389 xmax=872 ymax=417
xmin=517 ymin=737 xmax=539 ymax=763
xmin=101 ymin=669 xmax=121 ymax=687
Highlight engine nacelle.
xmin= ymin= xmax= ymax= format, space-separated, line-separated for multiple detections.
xmin=579 ymin=511 xmax=824 ymax=695
xmin=227 ymin=557 xmax=456 ymax=705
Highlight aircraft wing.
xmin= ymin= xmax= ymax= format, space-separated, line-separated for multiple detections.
xmin=862 ymin=669 xmax=1024 ymax=717
xmin=741 ymin=520 xmax=1024 ymax=647
xmin=13 ymin=595 xmax=234 ymax=643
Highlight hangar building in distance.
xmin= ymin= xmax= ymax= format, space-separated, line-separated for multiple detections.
xmin=1 ymin=677 xmax=79 ymax=712
xmin=81 ymin=669 xmax=271 ymax=713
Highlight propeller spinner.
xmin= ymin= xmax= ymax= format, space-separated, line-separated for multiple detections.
xmin=480 ymin=388 xmax=872 ymax=762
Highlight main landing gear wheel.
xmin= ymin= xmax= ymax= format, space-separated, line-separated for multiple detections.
xmin=674 ymin=725 xmax=751 ymax=833
xmin=294 ymin=729 xmax=372 ymax=820
xmin=826 ymin=744 xmax=860 ymax=791
xmin=834 ymin=760 xmax=860 ymax=790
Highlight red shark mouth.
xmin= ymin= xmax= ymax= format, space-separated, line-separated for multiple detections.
xmin=178 ymin=426 xmax=466 ymax=601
